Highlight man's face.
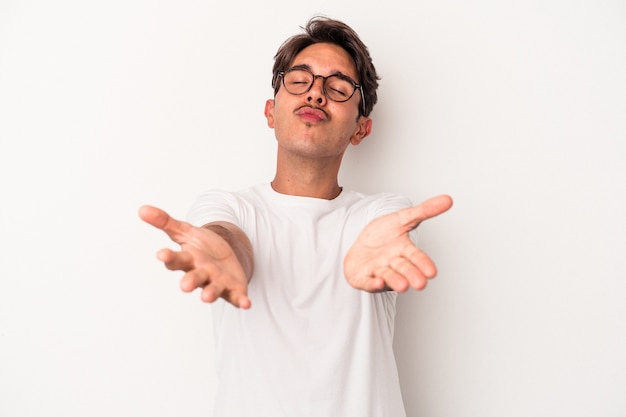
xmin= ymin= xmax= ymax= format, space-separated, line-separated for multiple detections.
xmin=264 ymin=42 xmax=371 ymax=160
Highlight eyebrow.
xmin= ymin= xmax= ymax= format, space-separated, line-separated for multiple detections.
xmin=287 ymin=64 xmax=359 ymax=85
xmin=289 ymin=64 xmax=312 ymax=72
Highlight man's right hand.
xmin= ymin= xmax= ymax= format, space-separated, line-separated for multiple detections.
xmin=138 ymin=205 xmax=252 ymax=309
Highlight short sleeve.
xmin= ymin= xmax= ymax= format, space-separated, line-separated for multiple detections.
xmin=186 ymin=190 xmax=243 ymax=228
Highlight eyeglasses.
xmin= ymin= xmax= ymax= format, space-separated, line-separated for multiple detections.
xmin=276 ymin=67 xmax=366 ymax=115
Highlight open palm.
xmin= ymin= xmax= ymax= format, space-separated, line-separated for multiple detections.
xmin=344 ymin=194 xmax=453 ymax=292
xmin=139 ymin=205 xmax=251 ymax=309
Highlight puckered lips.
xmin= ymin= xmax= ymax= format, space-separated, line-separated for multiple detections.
xmin=295 ymin=106 xmax=328 ymax=123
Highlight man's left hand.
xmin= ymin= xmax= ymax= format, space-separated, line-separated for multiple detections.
xmin=344 ymin=194 xmax=453 ymax=292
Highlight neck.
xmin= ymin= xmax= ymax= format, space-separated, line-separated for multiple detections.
xmin=271 ymin=152 xmax=343 ymax=200
xmin=271 ymin=178 xmax=342 ymax=200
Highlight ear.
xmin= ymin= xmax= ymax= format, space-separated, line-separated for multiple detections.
xmin=264 ymin=99 xmax=275 ymax=128
xmin=350 ymin=116 xmax=372 ymax=145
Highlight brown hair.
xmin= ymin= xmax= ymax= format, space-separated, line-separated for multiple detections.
xmin=271 ymin=16 xmax=380 ymax=117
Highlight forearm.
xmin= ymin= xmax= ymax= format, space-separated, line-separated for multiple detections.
xmin=203 ymin=222 xmax=254 ymax=280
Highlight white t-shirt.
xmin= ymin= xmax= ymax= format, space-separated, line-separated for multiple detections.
xmin=187 ymin=183 xmax=415 ymax=417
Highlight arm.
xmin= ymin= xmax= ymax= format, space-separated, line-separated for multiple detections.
xmin=138 ymin=205 xmax=254 ymax=309
xmin=203 ymin=222 xmax=254 ymax=281
xmin=344 ymin=194 xmax=453 ymax=293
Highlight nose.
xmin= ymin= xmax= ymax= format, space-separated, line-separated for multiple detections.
xmin=306 ymin=75 xmax=327 ymax=107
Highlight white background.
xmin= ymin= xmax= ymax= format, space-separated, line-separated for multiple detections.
xmin=1 ymin=1 xmax=625 ymax=416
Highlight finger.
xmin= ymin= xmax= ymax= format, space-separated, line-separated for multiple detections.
xmin=403 ymin=245 xmax=437 ymax=279
xmin=138 ymin=205 xmax=192 ymax=243
xmin=389 ymin=256 xmax=428 ymax=290
xmin=180 ymin=270 xmax=210 ymax=293
xmin=376 ymin=267 xmax=410 ymax=293
xmin=349 ymin=275 xmax=386 ymax=293
xmin=397 ymin=194 xmax=453 ymax=230
xmin=138 ymin=205 xmax=170 ymax=228
xmin=200 ymin=284 xmax=251 ymax=309
xmin=228 ymin=291 xmax=252 ymax=309
xmin=157 ymin=248 xmax=194 ymax=271
xmin=201 ymin=281 xmax=226 ymax=303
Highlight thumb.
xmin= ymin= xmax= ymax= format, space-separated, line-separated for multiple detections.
xmin=398 ymin=194 xmax=453 ymax=230
xmin=138 ymin=205 xmax=191 ymax=242
xmin=138 ymin=205 xmax=170 ymax=229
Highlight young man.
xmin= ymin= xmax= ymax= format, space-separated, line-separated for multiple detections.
xmin=139 ymin=16 xmax=452 ymax=417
